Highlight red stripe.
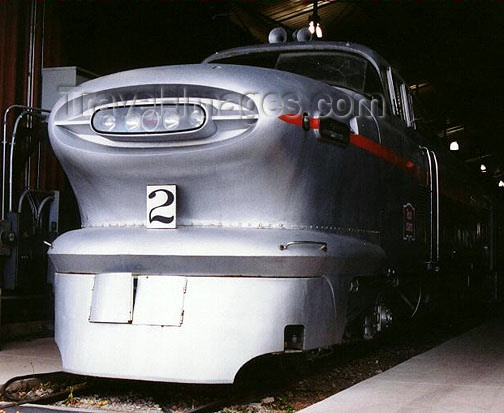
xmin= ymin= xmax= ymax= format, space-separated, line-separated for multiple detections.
xmin=310 ymin=117 xmax=320 ymax=129
xmin=349 ymin=134 xmax=415 ymax=172
xmin=278 ymin=114 xmax=303 ymax=126
xmin=278 ymin=114 xmax=320 ymax=129
xmin=279 ymin=114 xmax=416 ymax=172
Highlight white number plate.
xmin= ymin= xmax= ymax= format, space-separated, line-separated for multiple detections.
xmin=146 ymin=185 xmax=177 ymax=228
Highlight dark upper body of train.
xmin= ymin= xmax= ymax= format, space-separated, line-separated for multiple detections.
xmin=47 ymin=34 xmax=500 ymax=383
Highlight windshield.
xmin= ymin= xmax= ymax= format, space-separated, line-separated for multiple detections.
xmin=210 ymin=51 xmax=381 ymax=95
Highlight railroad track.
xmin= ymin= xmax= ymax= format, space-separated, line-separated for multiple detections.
xmin=0 ymin=357 xmax=298 ymax=413
xmin=1 ymin=375 xmax=266 ymax=413
xmin=0 ymin=371 xmax=89 ymax=412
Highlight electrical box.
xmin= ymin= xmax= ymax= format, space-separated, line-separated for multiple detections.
xmin=41 ymin=67 xmax=98 ymax=111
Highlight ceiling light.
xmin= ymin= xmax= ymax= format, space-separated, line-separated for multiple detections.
xmin=449 ymin=141 xmax=459 ymax=151
xmin=308 ymin=0 xmax=322 ymax=39
xmin=308 ymin=20 xmax=315 ymax=34
xmin=308 ymin=21 xmax=322 ymax=38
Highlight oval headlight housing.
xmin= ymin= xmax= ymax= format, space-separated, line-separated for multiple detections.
xmin=91 ymin=104 xmax=206 ymax=135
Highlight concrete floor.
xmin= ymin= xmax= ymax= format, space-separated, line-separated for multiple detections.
xmin=298 ymin=316 xmax=504 ymax=413
xmin=0 ymin=337 xmax=62 ymax=387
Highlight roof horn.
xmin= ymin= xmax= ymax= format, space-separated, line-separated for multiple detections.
xmin=268 ymin=27 xmax=288 ymax=44
xmin=293 ymin=27 xmax=313 ymax=42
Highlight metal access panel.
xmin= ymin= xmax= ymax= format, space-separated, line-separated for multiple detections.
xmin=89 ymin=273 xmax=133 ymax=323
xmin=41 ymin=67 xmax=98 ymax=111
xmin=132 ymin=276 xmax=187 ymax=326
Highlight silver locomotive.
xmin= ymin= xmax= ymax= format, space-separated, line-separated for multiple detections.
xmin=48 ymin=31 xmax=496 ymax=383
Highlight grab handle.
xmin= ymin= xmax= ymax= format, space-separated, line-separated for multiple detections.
xmin=279 ymin=241 xmax=328 ymax=252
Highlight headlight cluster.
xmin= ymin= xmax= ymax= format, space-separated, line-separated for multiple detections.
xmin=91 ymin=105 xmax=206 ymax=134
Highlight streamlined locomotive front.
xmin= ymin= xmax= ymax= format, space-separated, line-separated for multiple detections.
xmin=48 ymin=43 xmax=391 ymax=383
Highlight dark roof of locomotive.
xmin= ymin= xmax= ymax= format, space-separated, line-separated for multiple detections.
xmin=203 ymin=41 xmax=391 ymax=74
xmin=203 ymin=41 xmax=390 ymax=73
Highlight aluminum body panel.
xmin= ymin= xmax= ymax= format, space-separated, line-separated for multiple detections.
xmin=55 ymin=272 xmax=342 ymax=383
xmin=50 ymin=226 xmax=386 ymax=277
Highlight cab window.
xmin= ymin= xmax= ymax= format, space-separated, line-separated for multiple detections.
xmin=386 ymin=67 xmax=416 ymax=128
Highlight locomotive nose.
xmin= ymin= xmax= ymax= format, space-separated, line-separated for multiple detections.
xmin=47 ymin=63 xmax=330 ymax=230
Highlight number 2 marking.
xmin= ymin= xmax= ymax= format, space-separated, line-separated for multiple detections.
xmin=146 ymin=185 xmax=176 ymax=228
xmin=148 ymin=189 xmax=174 ymax=224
